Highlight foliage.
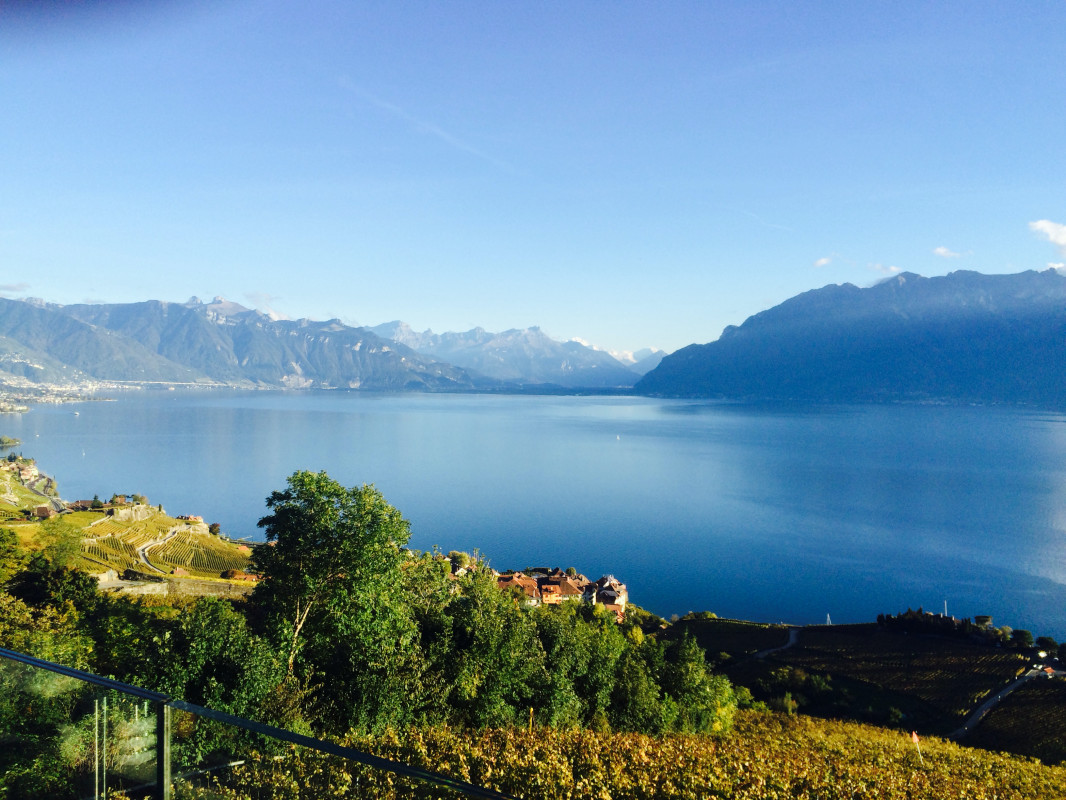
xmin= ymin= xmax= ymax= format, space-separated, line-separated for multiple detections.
xmin=0 ymin=526 xmax=27 ymax=585
xmin=177 ymin=712 xmax=1066 ymax=800
xmin=252 ymin=471 xmax=423 ymax=733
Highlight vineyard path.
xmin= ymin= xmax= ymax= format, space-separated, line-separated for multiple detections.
xmin=951 ymin=667 xmax=1066 ymax=740
xmin=754 ymin=626 xmax=801 ymax=659
xmin=138 ymin=527 xmax=182 ymax=574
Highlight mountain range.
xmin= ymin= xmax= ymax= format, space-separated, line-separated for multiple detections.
xmin=3 ymin=269 xmax=1062 ymax=401
xmin=637 ymin=269 xmax=1066 ymax=404
xmin=369 ymin=322 xmax=660 ymax=389
xmin=0 ymin=297 xmax=651 ymax=391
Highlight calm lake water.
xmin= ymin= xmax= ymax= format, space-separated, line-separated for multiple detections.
xmin=8 ymin=391 xmax=1066 ymax=638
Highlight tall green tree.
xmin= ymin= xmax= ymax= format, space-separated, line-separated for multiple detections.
xmin=251 ymin=471 xmax=423 ymax=732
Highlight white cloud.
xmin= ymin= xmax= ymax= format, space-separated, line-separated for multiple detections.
xmin=813 ymin=257 xmax=831 ymax=268
xmin=933 ymin=246 xmax=962 ymax=258
xmin=869 ymin=263 xmax=901 ymax=275
xmin=1049 ymin=262 xmax=1066 ymax=272
xmin=244 ymin=291 xmax=289 ymax=321
xmin=1030 ymin=220 xmax=1066 ymax=255
xmin=0 ymin=282 xmax=29 ymax=294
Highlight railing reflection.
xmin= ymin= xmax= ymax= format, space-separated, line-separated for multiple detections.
xmin=0 ymin=646 xmax=513 ymax=800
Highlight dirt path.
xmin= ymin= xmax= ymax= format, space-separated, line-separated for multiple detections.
xmin=754 ymin=626 xmax=801 ymax=659
xmin=137 ymin=528 xmax=181 ymax=573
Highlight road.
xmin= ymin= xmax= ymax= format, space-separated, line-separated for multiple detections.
xmin=950 ymin=667 xmax=1063 ymax=739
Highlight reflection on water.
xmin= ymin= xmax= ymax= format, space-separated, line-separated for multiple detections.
xmin=9 ymin=391 xmax=1066 ymax=637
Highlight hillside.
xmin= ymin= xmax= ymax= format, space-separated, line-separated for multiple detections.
xmin=637 ymin=269 xmax=1066 ymax=403
xmin=0 ymin=297 xmax=486 ymax=391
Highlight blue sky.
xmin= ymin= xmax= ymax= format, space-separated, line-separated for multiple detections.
xmin=2 ymin=1 xmax=1065 ymax=355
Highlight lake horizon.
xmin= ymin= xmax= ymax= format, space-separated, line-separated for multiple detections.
xmin=8 ymin=389 xmax=1066 ymax=639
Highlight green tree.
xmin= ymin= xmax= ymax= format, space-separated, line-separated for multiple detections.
xmin=251 ymin=471 xmax=423 ymax=733
xmin=37 ymin=515 xmax=83 ymax=569
xmin=436 ymin=569 xmax=547 ymax=728
xmin=1011 ymin=628 xmax=1035 ymax=649
xmin=659 ymin=633 xmax=736 ymax=734
xmin=0 ymin=527 xmax=27 ymax=585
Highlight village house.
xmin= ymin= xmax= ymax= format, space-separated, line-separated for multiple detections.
xmin=497 ymin=573 xmax=541 ymax=606
xmin=496 ymin=568 xmax=629 ymax=621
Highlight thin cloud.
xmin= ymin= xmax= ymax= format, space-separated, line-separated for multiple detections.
xmin=0 ymin=282 xmax=29 ymax=294
xmin=338 ymin=78 xmax=516 ymax=173
xmin=813 ymin=257 xmax=832 ymax=268
xmin=933 ymin=246 xmax=962 ymax=258
xmin=869 ymin=263 xmax=901 ymax=275
xmin=1030 ymin=220 xmax=1066 ymax=255
xmin=244 ymin=292 xmax=289 ymax=321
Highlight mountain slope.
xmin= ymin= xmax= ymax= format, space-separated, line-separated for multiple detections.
xmin=0 ymin=297 xmax=485 ymax=390
xmin=51 ymin=298 xmax=482 ymax=390
xmin=636 ymin=269 xmax=1066 ymax=403
xmin=0 ymin=298 xmax=206 ymax=382
xmin=370 ymin=323 xmax=640 ymax=388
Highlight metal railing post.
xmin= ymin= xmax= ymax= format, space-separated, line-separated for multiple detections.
xmin=156 ymin=701 xmax=171 ymax=800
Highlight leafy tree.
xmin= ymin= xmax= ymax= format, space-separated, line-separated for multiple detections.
xmin=209 ymin=522 xmax=221 ymax=535
xmin=37 ymin=515 xmax=84 ymax=569
xmin=609 ymin=645 xmax=665 ymax=732
xmin=251 ymin=471 xmax=424 ymax=733
xmin=436 ymin=569 xmax=547 ymax=728
xmin=161 ymin=598 xmax=287 ymax=760
xmin=1011 ymin=629 xmax=1034 ymax=649
xmin=0 ymin=527 xmax=27 ymax=585
xmin=1035 ymin=635 xmax=1057 ymax=654
xmin=9 ymin=554 xmax=99 ymax=616
xmin=659 ymin=633 xmax=736 ymax=734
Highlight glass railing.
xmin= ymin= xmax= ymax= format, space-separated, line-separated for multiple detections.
xmin=0 ymin=646 xmax=514 ymax=799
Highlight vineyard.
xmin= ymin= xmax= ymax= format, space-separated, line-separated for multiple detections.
xmin=150 ymin=530 xmax=251 ymax=578
xmin=770 ymin=625 xmax=1027 ymax=724
xmin=65 ymin=506 xmax=254 ymax=581
xmin=176 ymin=711 xmax=1066 ymax=800
xmin=967 ymin=676 xmax=1066 ymax=764
xmin=82 ymin=535 xmax=140 ymax=573
xmin=659 ymin=615 xmax=790 ymax=660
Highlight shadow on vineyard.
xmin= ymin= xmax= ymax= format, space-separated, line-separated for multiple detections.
xmin=670 ymin=614 xmax=1066 ymax=766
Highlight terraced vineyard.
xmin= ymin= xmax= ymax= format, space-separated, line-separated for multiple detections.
xmin=82 ymin=535 xmax=140 ymax=572
xmin=967 ymin=677 xmax=1066 ymax=764
xmin=775 ymin=625 xmax=1027 ymax=721
xmin=70 ymin=506 xmax=252 ymax=580
xmin=150 ymin=530 xmax=251 ymax=578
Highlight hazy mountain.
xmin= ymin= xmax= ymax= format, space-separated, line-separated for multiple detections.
xmin=0 ymin=297 xmax=204 ymax=383
xmin=617 ymin=348 xmax=667 ymax=375
xmin=369 ymin=322 xmax=641 ymax=388
xmin=637 ymin=269 xmax=1066 ymax=404
xmin=0 ymin=297 xmax=484 ymax=391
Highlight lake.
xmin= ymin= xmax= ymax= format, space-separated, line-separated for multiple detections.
xmin=7 ymin=391 xmax=1066 ymax=638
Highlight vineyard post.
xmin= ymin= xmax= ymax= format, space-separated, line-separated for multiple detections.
xmin=911 ymin=731 xmax=923 ymax=765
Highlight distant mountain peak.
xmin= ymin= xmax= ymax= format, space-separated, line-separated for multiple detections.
xmin=370 ymin=321 xmax=641 ymax=388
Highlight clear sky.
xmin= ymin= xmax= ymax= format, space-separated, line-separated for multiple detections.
xmin=2 ymin=1 xmax=1065 ymax=355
